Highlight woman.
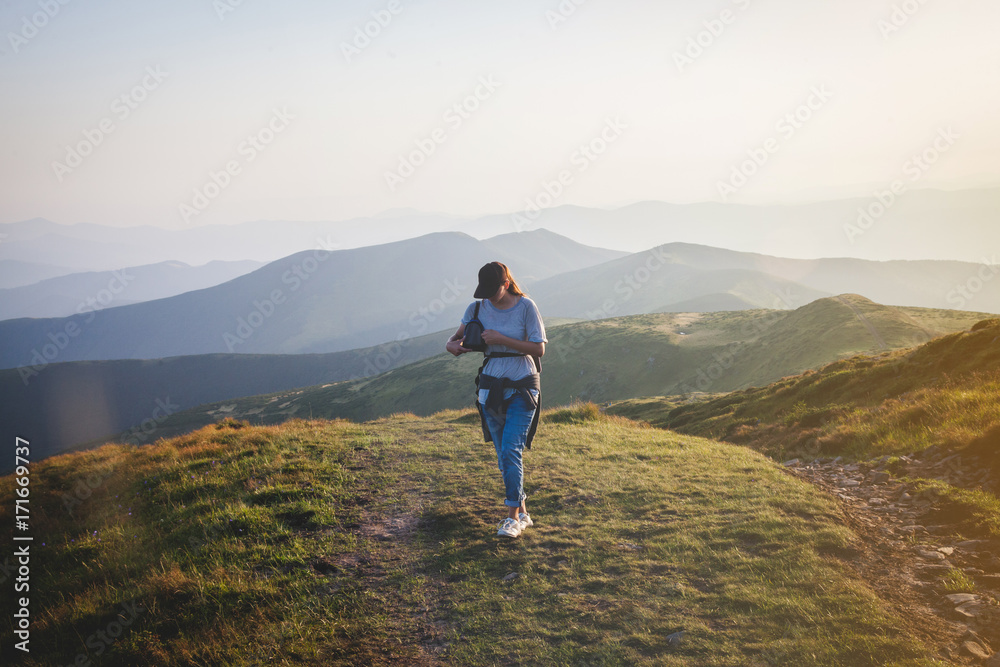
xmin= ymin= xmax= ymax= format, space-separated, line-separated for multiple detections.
xmin=446 ymin=261 xmax=547 ymax=538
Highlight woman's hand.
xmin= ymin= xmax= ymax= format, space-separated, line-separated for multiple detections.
xmin=481 ymin=329 xmax=507 ymax=346
xmin=446 ymin=324 xmax=470 ymax=357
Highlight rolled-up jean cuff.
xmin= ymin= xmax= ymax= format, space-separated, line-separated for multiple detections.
xmin=504 ymin=497 xmax=525 ymax=508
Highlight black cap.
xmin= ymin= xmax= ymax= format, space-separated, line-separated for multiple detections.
xmin=474 ymin=262 xmax=504 ymax=299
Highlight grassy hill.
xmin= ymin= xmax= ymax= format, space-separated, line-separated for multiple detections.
xmin=139 ymin=296 xmax=987 ymax=445
xmin=0 ymin=407 xmax=955 ymax=665
xmin=606 ymin=318 xmax=1000 ymax=464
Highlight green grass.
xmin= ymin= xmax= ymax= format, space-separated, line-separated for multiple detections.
xmin=903 ymin=477 xmax=1000 ymax=540
xmin=941 ymin=568 xmax=976 ymax=594
xmin=0 ymin=407 xmax=950 ymax=665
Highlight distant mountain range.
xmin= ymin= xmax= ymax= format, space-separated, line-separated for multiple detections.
xmin=0 ymin=229 xmax=624 ymax=369
xmin=0 ymin=260 xmax=85 ymax=289
xmin=0 ymin=259 xmax=263 ymax=319
xmin=3 ymin=230 xmax=999 ymax=372
xmin=466 ymin=187 xmax=1000 ymax=262
xmin=2 ymin=188 xmax=998 ymax=271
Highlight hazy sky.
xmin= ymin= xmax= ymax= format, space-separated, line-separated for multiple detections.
xmin=1 ymin=0 xmax=998 ymax=227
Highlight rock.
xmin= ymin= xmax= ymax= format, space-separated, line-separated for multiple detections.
xmin=502 ymin=572 xmax=519 ymax=582
xmin=842 ymin=479 xmax=861 ymax=488
xmin=899 ymin=525 xmax=926 ymax=534
xmin=666 ymin=630 xmax=685 ymax=646
xmin=938 ymin=546 xmax=955 ymax=556
xmin=956 ymin=540 xmax=989 ymax=549
xmin=917 ymin=563 xmax=954 ymax=574
xmin=962 ymin=627 xmax=991 ymax=650
xmin=871 ymin=472 xmax=891 ymax=485
xmin=918 ymin=550 xmax=946 ymax=561
xmin=961 ymin=641 xmax=991 ymax=660
xmin=985 ymin=652 xmax=1000 ymax=667
xmin=783 ymin=459 xmax=801 ymax=467
xmin=955 ymin=601 xmax=989 ymax=619
xmin=946 ymin=593 xmax=979 ymax=605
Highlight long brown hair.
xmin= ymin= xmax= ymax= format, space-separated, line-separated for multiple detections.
xmin=492 ymin=261 xmax=527 ymax=297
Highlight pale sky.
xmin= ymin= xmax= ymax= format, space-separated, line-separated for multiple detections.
xmin=1 ymin=0 xmax=998 ymax=228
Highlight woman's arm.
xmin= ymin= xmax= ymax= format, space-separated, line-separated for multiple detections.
xmin=446 ymin=323 xmax=470 ymax=356
xmin=482 ymin=330 xmax=545 ymax=357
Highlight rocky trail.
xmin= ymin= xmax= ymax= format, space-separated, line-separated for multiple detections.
xmin=783 ymin=449 xmax=1000 ymax=665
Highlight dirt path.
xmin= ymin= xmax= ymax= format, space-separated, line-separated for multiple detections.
xmin=327 ymin=478 xmax=449 ymax=666
xmin=783 ymin=453 xmax=1000 ymax=664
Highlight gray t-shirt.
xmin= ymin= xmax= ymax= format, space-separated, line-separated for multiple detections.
xmin=461 ymin=295 xmax=547 ymax=404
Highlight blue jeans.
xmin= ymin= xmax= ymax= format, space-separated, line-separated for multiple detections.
xmin=482 ymin=389 xmax=538 ymax=508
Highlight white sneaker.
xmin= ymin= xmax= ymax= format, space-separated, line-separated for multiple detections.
xmin=519 ymin=513 xmax=533 ymax=530
xmin=497 ymin=517 xmax=522 ymax=538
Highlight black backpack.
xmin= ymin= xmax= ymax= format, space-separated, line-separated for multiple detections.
xmin=461 ymin=300 xmax=487 ymax=352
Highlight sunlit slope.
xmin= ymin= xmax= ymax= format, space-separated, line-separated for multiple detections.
xmin=607 ymin=317 xmax=1000 ymax=469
